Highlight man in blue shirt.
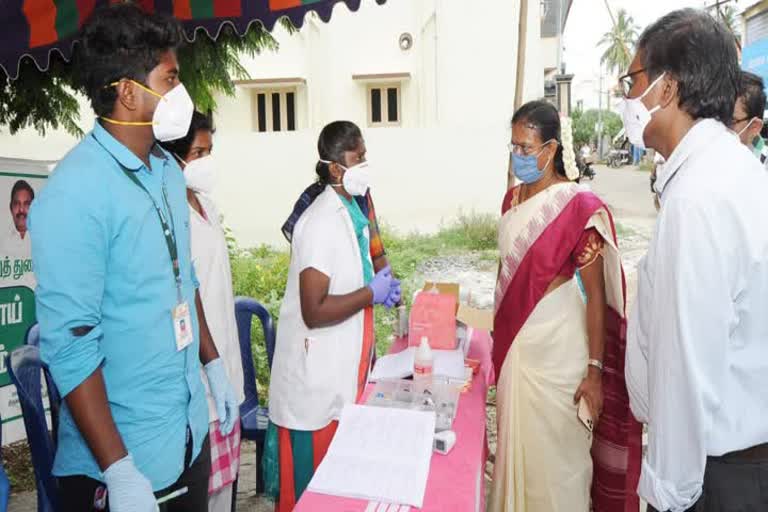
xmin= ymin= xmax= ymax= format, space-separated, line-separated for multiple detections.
xmin=29 ymin=4 xmax=239 ymax=512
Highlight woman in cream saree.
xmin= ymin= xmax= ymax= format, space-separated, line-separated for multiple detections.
xmin=490 ymin=102 xmax=641 ymax=512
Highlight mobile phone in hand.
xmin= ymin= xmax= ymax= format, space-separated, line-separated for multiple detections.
xmin=578 ymin=397 xmax=594 ymax=432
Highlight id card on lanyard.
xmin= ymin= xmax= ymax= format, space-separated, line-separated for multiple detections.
xmin=120 ymin=163 xmax=193 ymax=352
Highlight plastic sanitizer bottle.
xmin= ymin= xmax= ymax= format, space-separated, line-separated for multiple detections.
xmin=414 ymin=336 xmax=434 ymax=386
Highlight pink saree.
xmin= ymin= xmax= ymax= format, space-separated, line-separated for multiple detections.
xmin=492 ymin=183 xmax=642 ymax=512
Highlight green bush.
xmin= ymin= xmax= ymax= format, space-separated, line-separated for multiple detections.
xmin=232 ymin=212 xmax=499 ymax=403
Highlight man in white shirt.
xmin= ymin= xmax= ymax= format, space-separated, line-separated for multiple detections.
xmin=621 ymin=9 xmax=768 ymax=512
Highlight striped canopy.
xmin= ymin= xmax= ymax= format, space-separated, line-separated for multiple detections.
xmin=0 ymin=0 xmax=382 ymax=79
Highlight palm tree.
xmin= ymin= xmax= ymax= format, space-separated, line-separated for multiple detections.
xmin=597 ymin=8 xmax=640 ymax=75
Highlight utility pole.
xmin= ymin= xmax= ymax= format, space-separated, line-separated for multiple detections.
xmin=602 ymin=0 xmax=631 ymax=66
xmin=557 ymin=0 xmax=564 ymax=74
xmin=514 ymin=0 xmax=529 ymax=110
xmin=598 ymin=67 xmax=604 ymax=158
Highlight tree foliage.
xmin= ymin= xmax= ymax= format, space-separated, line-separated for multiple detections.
xmin=711 ymin=4 xmax=741 ymax=42
xmin=598 ymin=8 xmax=639 ymax=76
xmin=0 ymin=22 xmax=282 ymax=137
xmin=571 ymin=108 xmax=623 ymax=148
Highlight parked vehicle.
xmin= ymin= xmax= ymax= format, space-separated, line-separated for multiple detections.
xmin=581 ymin=161 xmax=596 ymax=180
xmin=607 ymin=148 xmax=631 ymax=168
xmin=576 ymin=153 xmax=596 ymax=181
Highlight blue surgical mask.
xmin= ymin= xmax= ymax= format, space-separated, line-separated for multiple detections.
xmin=511 ymin=141 xmax=553 ymax=184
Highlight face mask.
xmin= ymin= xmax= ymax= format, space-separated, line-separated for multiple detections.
xmin=322 ymin=160 xmax=372 ymax=196
xmin=179 ymin=154 xmax=216 ymax=194
xmin=619 ymin=72 xmax=666 ymax=150
xmin=101 ymin=81 xmax=194 ymax=142
xmin=737 ymin=118 xmax=756 ymax=139
xmin=511 ymin=141 xmax=553 ymax=185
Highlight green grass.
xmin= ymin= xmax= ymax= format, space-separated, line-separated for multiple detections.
xmin=231 ymin=211 xmax=498 ymax=403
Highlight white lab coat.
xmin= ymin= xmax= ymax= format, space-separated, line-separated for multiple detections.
xmin=268 ymin=186 xmax=370 ymax=431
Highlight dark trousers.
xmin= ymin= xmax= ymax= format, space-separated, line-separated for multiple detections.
xmin=59 ymin=434 xmax=211 ymax=512
xmin=647 ymin=447 xmax=768 ymax=512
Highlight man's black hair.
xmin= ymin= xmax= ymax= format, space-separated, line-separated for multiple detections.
xmin=637 ymin=8 xmax=739 ymax=125
xmin=738 ymin=71 xmax=766 ymax=121
xmin=77 ymin=2 xmax=183 ymax=116
xmin=10 ymin=180 xmax=34 ymax=208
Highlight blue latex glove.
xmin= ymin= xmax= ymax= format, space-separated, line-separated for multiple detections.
xmin=102 ymin=454 xmax=158 ymax=512
xmin=383 ymin=278 xmax=402 ymax=309
xmin=205 ymin=358 xmax=240 ymax=435
xmin=368 ymin=265 xmax=393 ymax=305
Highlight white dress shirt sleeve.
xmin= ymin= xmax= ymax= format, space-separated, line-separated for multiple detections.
xmin=640 ymin=196 xmax=733 ymax=511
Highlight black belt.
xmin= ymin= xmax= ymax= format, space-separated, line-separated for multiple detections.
xmin=713 ymin=442 xmax=768 ymax=462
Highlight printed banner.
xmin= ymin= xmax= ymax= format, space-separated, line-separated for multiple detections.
xmin=0 ymin=167 xmax=49 ymax=444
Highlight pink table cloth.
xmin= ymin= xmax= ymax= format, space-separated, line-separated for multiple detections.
xmin=295 ymin=328 xmax=495 ymax=512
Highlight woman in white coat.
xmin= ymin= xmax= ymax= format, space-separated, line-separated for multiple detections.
xmin=161 ymin=112 xmax=245 ymax=512
xmin=263 ymin=121 xmax=401 ymax=511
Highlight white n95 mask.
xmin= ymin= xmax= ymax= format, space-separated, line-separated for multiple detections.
xmin=181 ymin=155 xmax=217 ymax=195
xmin=619 ymin=72 xmax=666 ymax=150
xmin=151 ymin=83 xmax=195 ymax=142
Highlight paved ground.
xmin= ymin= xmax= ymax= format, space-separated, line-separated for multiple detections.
xmin=7 ymin=440 xmax=272 ymax=511
xmin=586 ymin=165 xmax=657 ymax=308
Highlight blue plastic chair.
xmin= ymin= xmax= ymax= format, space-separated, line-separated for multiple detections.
xmin=7 ymin=346 xmax=58 ymax=511
xmin=234 ymin=297 xmax=275 ymax=495
xmin=0 ymin=409 xmax=10 ymax=512
xmin=24 ymin=324 xmax=61 ymax=449
xmin=25 ymin=323 xmax=40 ymax=347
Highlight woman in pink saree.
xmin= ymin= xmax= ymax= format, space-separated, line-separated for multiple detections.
xmin=490 ymin=101 xmax=641 ymax=512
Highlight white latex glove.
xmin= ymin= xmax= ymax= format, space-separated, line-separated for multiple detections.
xmin=205 ymin=358 xmax=240 ymax=435
xmin=102 ymin=454 xmax=158 ymax=512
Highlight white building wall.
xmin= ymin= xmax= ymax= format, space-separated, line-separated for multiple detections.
xmin=0 ymin=0 xmax=559 ymax=249
xmin=212 ymin=0 xmax=551 ymax=248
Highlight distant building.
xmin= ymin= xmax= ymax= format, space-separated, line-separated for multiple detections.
xmin=743 ymin=1 xmax=768 ymax=108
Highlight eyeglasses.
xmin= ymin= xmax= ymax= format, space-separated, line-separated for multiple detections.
xmin=508 ymin=141 xmax=550 ymax=157
xmin=618 ymin=68 xmax=647 ymax=98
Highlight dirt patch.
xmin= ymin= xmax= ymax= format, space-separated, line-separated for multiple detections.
xmin=3 ymin=441 xmax=35 ymax=494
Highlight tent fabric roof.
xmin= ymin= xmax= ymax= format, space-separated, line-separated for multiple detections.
xmin=1 ymin=0 xmax=385 ymax=80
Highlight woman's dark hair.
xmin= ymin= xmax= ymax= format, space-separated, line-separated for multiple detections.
xmin=637 ymin=8 xmax=739 ymax=125
xmin=76 ymin=3 xmax=183 ymax=116
xmin=315 ymin=121 xmax=363 ymax=185
xmin=511 ymin=101 xmax=566 ymax=178
xmin=738 ymin=71 xmax=766 ymax=122
xmin=280 ymin=121 xmax=363 ymax=242
xmin=159 ymin=111 xmax=215 ymax=160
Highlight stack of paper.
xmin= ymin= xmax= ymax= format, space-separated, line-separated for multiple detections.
xmin=369 ymin=347 xmax=466 ymax=381
xmin=308 ymin=404 xmax=436 ymax=508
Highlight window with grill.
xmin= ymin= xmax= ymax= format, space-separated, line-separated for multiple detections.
xmin=367 ymin=85 xmax=401 ymax=127
xmin=252 ymin=88 xmax=298 ymax=132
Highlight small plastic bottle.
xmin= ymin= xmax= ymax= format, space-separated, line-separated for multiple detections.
xmin=414 ymin=336 xmax=434 ymax=386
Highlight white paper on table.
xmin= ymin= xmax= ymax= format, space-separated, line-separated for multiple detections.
xmin=369 ymin=347 xmax=417 ymax=381
xmin=432 ymin=349 xmax=466 ymax=380
xmin=308 ymin=404 xmax=436 ymax=508
xmin=369 ymin=347 xmax=465 ymax=381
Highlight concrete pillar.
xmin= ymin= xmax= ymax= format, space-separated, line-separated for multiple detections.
xmin=555 ymin=73 xmax=574 ymax=115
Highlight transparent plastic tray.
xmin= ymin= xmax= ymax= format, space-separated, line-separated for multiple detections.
xmin=366 ymin=377 xmax=461 ymax=432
